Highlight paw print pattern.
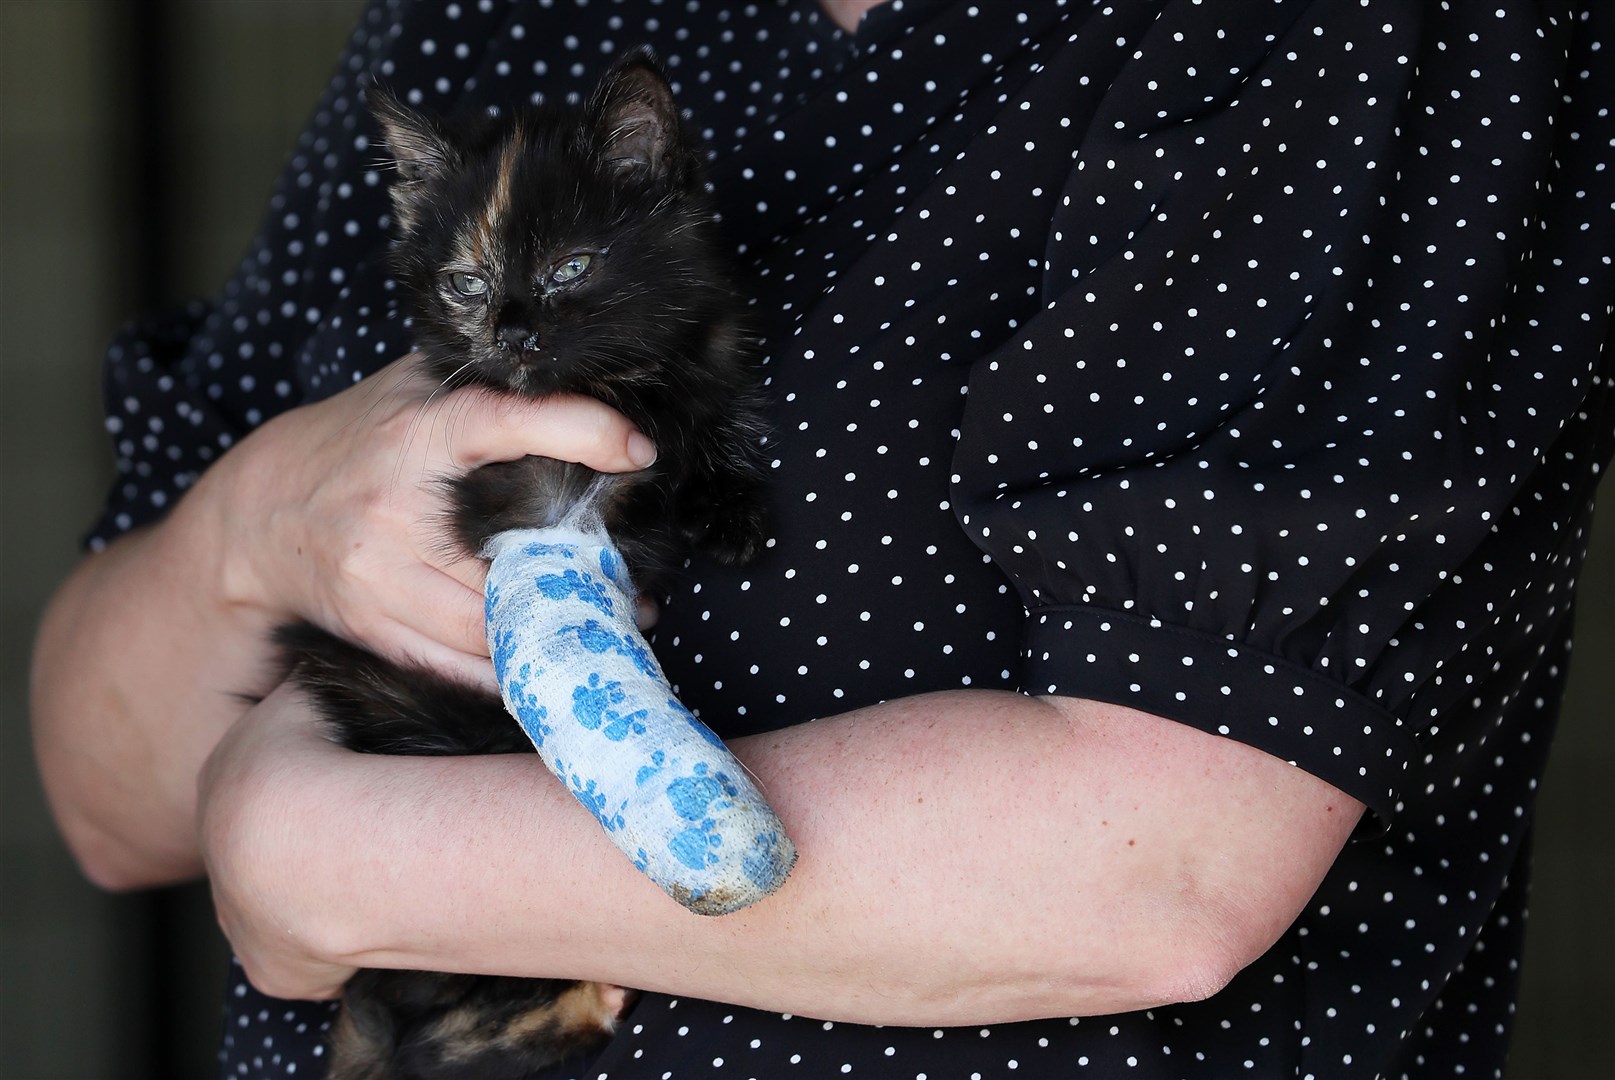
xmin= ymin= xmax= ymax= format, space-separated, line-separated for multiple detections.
xmin=485 ymin=528 xmax=797 ymax=917
xmin=106 ymin=1 xmax=1611 ymax=1077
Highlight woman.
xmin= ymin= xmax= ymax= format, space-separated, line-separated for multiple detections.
xmin=32 ymin=1 xmax=1613 ymax=1076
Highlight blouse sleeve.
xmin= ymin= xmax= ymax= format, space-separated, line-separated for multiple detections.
xmin=949 ymin=0 xmax=1615 ymax=818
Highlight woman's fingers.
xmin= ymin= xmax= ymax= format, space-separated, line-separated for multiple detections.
xmin=369 ymin=562 xmax=491 ymax=659
xmin=228 ymin=353 xmax=658 ymax=681
xmin=338 ymin=357 xmax=655 ymax=480
xmin=373 ymin=621 xmax=500 ymax=692
xmin=438 ymin=390 xmax=657 ymax=473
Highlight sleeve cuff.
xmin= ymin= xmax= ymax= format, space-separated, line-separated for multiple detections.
xmin=1023 ymin=605 xmax=1418 ymax=822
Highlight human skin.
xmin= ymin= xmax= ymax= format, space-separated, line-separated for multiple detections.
xmin=819 ymin=0 xmax=888 ymax=33
xmin=31 ymin=0 xmax=1363 ymax=1027
xmin=30 ymin=357 xmax=656 ymax=889
xmin=28 ymin=0 xmax=881 ymax=909
xmin=32 ymin=343 xmax=1363 ymax=1022
xmin=199 ymin=676 xmax=1362 ymax=1021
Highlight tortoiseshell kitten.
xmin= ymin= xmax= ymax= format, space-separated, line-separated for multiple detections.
xmin=273 ymin=50 xmax=768 ymax=1080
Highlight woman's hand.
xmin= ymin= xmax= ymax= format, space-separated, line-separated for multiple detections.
xmin=31 ymin=353 xmax=654 ymax=892
xmin=198 ymin=680 xmax=364 ymax=1000
xmin=208 ymin=355 xmax=657 ymax=687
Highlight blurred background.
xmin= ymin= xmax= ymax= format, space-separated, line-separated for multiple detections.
xmin=0 ymin=2 xmax=1609 ymax=1077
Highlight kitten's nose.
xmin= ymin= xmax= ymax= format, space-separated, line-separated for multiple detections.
xmin=494 ymin=323 xmax=542 ymax=353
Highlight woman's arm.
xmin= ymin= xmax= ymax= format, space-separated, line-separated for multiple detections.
xmin=31 ymin=499 xmax=264 ymax=889
xmin=30 ymin=358 xmax=655 ymax=891
xmin=201 ymin=681 xmax=1362 ymax=1024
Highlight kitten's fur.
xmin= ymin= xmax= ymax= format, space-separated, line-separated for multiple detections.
xmin=275 ymin=51 xmax=769 ymax=1080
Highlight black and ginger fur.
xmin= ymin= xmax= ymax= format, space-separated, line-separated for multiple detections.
xmin=275 ymin=50 xmax=769 ymax=1079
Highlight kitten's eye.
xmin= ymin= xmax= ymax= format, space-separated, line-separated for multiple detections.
xmin=550 ymin=254 xmax=593 ymax=285
xmin=449 ymin=271 xmax=488 ymax=297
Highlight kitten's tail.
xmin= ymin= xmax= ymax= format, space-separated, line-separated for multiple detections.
xmin=274 ymin=622 xmax=529 ymax=756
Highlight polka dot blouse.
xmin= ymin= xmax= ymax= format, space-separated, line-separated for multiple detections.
xmin=90 ymin=1 xmax=1614 ymax=1078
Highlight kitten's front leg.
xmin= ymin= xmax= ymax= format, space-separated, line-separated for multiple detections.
xmin=675 ymin=413 xmax=771 ymax=565
xmin=448 ymin=457 xmax=605 ymax=554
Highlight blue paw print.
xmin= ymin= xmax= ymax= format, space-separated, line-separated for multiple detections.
xmin=533 ymin=568 xmax=615 ymax=615
xmin=572 ymin=673 xmax=649 ymax=741
xmin=491 ymin=626 xmax=518 ymax=680
xmin=504 ymin=664 xmax=551 ymax=748
xmin=668 ymin=818 xmax=724 ymax=870
xmin=597 ymin=546 xmax=629 ymax=586
xmin=569 ymin=775 xmax=625 ymax=834
xmin=559 ymin=619 xmax=660 ymax=678
xmin=635 ymin=749 xmax=667 ymax=787
xmin=523 ymin=541 xmax=575 ymax=560
xmin=666 ymin=764 xmax=740 ymax=821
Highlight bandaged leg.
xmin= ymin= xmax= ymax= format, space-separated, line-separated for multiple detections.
xmin=484 ymin=525 xmax=797 ymax=915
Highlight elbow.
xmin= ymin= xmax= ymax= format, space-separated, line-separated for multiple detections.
xmin=1024 ymin=917 xmax=1259 ymax=1020
xmin=1140 ymin=884 xmax=1295 ymax=1009
xmin=32 ymin=736 xmax=170 ymax=892
xmin=33 ymin=736 xmax=199 ymax=892
xmin=30 ymin=614 xmax=202 ymax=892
xmin=45 ymin=806 xmax=137 ymax=891
xmin=1112 ymin=932 xmax=1251 ymax=1014
xmin=1069 ymin=928 xmax=1251 ymax=1015
xmin=81 ymin=846 xmax=183 ymax=895
xmin=52 ymin=806 xmax=191 ymax=893
xmin=73 ymin=841 xmax=150 ymax=895
xmin=1052 ymin=879 xmax=1289 ymax=1014
xmin=1153 ymin=939 xmax=1246 ymax=1006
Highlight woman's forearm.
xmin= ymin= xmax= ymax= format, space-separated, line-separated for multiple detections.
xmin=211 ymin=686 xmax=1362 ymax=1023
xmin=30 ymin=465 xmax=271 ymax=889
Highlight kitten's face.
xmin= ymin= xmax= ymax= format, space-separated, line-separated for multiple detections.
xmin=371 ymin=55 xmax=717 ymax=403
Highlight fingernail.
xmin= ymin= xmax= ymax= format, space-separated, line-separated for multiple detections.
xmin=627 ymin=431 xmax=657 ymax=468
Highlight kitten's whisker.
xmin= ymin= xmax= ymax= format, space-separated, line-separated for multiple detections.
xmin=335 ymin=360 xmax=433 ymax=494
xmin=389 ymin=358 xmax=469 ymax=494
xmin=439 ymin=382 xmax=484 ymax=471
xmin=426 ymin=360 xmax=479 ymax=410
xmin=393 ymin=399 xmax=437 ymax=495
xmin=412 ymin=359 xmax=484 ymax=478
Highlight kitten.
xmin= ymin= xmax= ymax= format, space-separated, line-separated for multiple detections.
xmin=274 ymin=49 xmax=769 ymax=1080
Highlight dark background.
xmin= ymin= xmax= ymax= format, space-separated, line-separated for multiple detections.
xmin=1 ymin=2 xmax=1608 ymax=1076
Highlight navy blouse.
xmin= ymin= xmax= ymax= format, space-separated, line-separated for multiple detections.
xmin=92 ymin=2 xmax=1614 ymax=1077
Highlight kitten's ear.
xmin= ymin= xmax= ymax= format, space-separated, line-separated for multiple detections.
xmin=587 ymin=48 xmax=681 ymax=179
xmin=367 ymin=84 xmax=456 ymax=231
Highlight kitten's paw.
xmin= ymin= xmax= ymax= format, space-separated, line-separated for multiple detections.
xmin=597 ymin=983 xmax=638 ymax=1026
xmin=684 ymin=482 xmax=768 ymax=564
